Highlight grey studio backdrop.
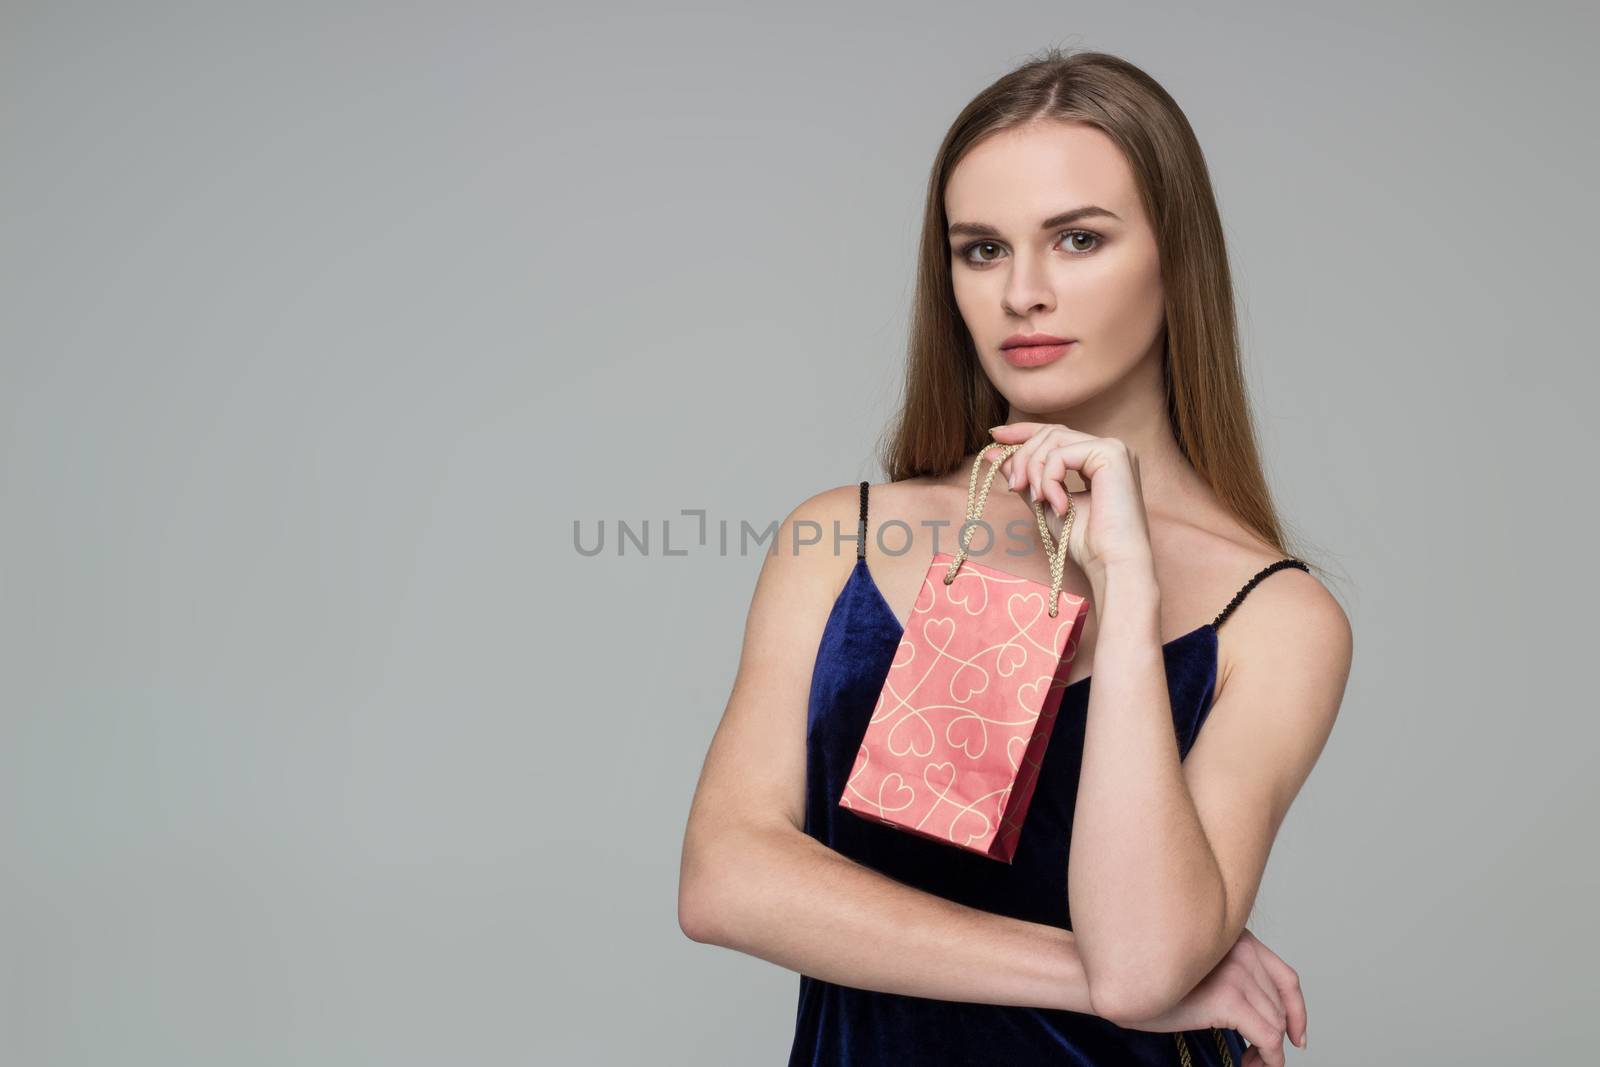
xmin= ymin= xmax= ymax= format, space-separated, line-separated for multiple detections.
xmin=2 ymin=3 xmax=1595 ymax=1065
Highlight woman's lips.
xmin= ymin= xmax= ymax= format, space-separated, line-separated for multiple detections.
xmin=1001 ymin=340 xmax=1075 ymax=367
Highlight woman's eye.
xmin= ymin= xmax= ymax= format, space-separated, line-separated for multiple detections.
xmin=1060 ymin=230 xmax=1101 ymax=254
xmin=958 ymin=230 xmax=1102 ymax=266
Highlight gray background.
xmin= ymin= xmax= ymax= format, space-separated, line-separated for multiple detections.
xmin=3 ymin=1 xmax=1595 ymax=1063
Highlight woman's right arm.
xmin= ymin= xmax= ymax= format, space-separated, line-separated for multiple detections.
xmin=676 ymin=483 xmax=1098 ymax=1015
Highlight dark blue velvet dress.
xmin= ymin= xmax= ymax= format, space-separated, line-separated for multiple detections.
xmin=786 ymin=481 xmax=1309 ymax=1066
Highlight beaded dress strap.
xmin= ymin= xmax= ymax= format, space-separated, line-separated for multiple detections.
xmin=1212 ymin=558 xmax=1310 ymax=630
xmin=856 ymin=481 xmax=869 ymax=561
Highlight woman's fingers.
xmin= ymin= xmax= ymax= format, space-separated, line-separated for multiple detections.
xmin=1232 ymin=942 xmax=1286 ymax=1030
xmin=987 ymin=426 xmax=1038 ymax=490
xmin=1235 ymin=966 xmax=1288 ymax=1061
xmin=1225 ymin=990 xmax=1287 ymax=1067
xmin=1023 ymin=427 xmax=1078 ymax=499
xmin=992 ymin=422 xmax=1060 ymax=496
xmin=1246 ymin=937 xmax=1308 ymax=1049
xmin=1209 ymin=955 xmax=1286 ymax=1065
xmin=1011 ymin=436 xmax=1041 ymax=493
xmin=1038 ymin=443 xmax=1095 ymax=517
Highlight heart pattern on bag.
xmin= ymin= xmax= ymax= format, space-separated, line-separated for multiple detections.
xmin=840 ymin=551 xmax=1087 ymax=862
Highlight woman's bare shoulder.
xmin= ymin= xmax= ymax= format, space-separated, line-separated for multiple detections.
xmin=1159 ymin=512 xmax=1329 ymax=608
xmin=770 ymin=482 xmax=867 ymax=581
xmin=1160 ymin=513 xmax=1349 ymax=701
xmin=769 ymin=478 xmax=949 ymax=589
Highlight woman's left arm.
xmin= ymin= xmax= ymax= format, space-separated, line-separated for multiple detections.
xmin=1074 ymin=555 xmax=1349 ymax=1025
xmin=987 ymin=423 xmax=1353 ymax=1025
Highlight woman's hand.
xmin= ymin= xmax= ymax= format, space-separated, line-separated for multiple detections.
xmin=986 ymin=422 xmax=1155 ymax=581
xmin=1118 ymin=927 xmax=1309 ymax=1067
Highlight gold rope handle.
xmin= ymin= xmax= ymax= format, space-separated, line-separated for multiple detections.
xmin=943 ymin=443 xmax=1075 ymax=618
xmin=1173 ymin=1027 xmax=1234 ymax=1066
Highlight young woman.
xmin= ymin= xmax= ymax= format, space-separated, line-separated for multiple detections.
xmin=679 ymin=48 xmax=1350 ymax=1067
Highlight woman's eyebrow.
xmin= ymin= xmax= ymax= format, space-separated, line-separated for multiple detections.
xmin=947 ymin=205 xmax=1122 ymax=239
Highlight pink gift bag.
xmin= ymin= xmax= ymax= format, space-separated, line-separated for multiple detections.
xmin=839 ymin=444 xmax=1089 ymax=863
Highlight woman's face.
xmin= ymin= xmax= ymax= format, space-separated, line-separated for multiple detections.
xmin=944 ymin=120 xmax=1167 ymax=414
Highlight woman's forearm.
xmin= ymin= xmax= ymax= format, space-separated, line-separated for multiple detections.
xmin=1067 ymin=558 xmax=1227 ymax=1017
xmin=681 ymin=822 xmax=1096 ymax=1014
